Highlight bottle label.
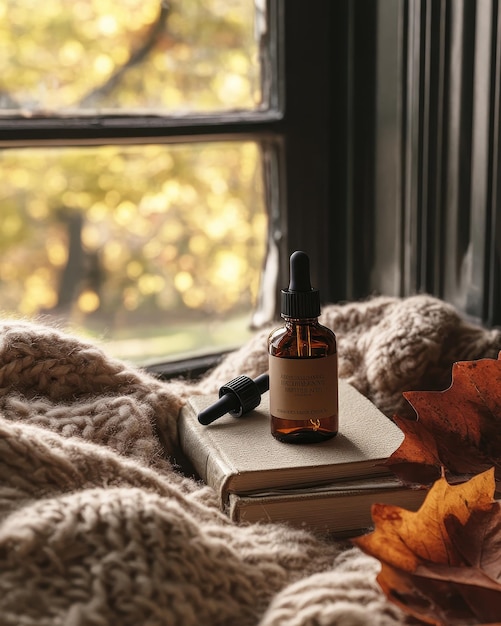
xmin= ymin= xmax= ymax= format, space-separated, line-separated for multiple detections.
xmin=269 ymin=354 xmax=338 ymax=420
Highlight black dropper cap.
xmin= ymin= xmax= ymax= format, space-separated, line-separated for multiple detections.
xmin=281 ymin=250 xmax=320 ymax=318
xmin=197 ymin=373 xmax=269 ymax=425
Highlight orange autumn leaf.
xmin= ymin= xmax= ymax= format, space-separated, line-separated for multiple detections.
xmin=354 ymin=469 xmax=501 ymax=625
xmin=386 ymin=354 xmax=501 ymax=485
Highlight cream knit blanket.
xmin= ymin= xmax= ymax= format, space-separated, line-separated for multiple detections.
xmin=0 ymin=295 xmax=499 ymax=626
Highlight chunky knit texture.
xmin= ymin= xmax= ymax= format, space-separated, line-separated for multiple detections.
xmin=0 ymin=295 xmax=499 ymax=626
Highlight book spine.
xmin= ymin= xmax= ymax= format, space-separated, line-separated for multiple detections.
xmin=178 ymin=398 xmax=233 ymax=507
xmin=228 ymin=487 xmax=426 ymax=536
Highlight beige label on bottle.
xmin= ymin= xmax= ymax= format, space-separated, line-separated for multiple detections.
xmin=269 ymin=354 xmax=338 ymax=420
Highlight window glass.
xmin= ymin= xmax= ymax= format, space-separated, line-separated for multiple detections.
xmin=1 ymin=0 xmax=264 ymax=115
xmin=0 ymin=142 xmax=268 ymax=362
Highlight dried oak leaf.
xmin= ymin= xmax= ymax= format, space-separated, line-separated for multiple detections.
xmin=354 ymin=468 xmax=501 ymax=625
xmin=386 ymin=354 xmax=501 ymax=485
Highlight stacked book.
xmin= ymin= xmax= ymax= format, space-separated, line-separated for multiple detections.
xmin=177 ymin=379 xmax=426 ymax=536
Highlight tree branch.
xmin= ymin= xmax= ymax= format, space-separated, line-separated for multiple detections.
xmin=79 ymin=2 xmax=170 ymax=108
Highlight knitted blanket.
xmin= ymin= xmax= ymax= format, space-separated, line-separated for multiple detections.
xmin=1 ymin=295 xmax=500 ymax=626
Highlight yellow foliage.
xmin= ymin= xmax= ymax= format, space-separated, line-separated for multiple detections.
xmin=138 ymin=274 xmax=165 ymax=295
xmin=174 ymin=271 xmax=194 ymax=293
xmin=1 ymin=0 xmax=269 ymax=357
xmin=78 ymin=290 xmax=100 ymax=313
xmin=126 ymin=261 xmax=143 ymax=280
xmin=46 ymin=238 xmax=68 ymax=267
xmin=21 ymin=270 xmax=57 ymax=314
xmin=182 ymin=288 xmax=206 ymax=309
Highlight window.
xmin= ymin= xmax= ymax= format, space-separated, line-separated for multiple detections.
xmin=0 ymin=0 xmax=287 ymax=365
xmin=2 ymin=0 xmax=497 ymax=376
xmin=0 ymin=142 xmax=268 ymax=362
xmin=0 ymin=0 xmax=341 ymax=372
xmin=2 ymin=1 xmax=264 ymax=115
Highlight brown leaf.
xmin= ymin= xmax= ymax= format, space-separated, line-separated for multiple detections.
xmin=354 ymin=468 xmax=501 ymax=625
xmin=386 ymin=354 xmax=501 ymax=484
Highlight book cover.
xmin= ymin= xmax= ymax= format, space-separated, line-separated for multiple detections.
xmin=178 ymin=379 xmax=406 ymax=506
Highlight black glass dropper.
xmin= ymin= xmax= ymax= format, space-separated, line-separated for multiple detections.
xmin=197 ymin=373 xmax=269 ymax=425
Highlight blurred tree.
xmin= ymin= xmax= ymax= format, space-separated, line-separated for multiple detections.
xmin=0 ymin=1 xmax=268 ymax=359
xmin=0 ymin=0 xmax=261 ymax=112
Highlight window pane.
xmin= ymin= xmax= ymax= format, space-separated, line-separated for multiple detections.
xmin=0 ymin=142 xmax=268 ymax=362
xmin=1 ymin=0 xmax=266 ymax=115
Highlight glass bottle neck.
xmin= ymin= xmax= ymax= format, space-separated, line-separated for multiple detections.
xmin=282 ymin=316 xmax=319 ymax=325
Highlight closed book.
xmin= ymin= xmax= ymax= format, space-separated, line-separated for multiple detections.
xmin=228 ymin=477 xmax=426 ymax=536
xmin=178 ymin=379 xmax=408 ymax=506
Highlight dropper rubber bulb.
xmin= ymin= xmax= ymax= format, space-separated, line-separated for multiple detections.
xmin=280 ymin=250 xmax=320 ymax=319
xmin=288 ymin=250 xmax=312 ymax=292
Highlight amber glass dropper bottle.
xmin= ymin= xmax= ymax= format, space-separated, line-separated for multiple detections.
xmin=268 ymin=250 xmax=338 ymax=443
